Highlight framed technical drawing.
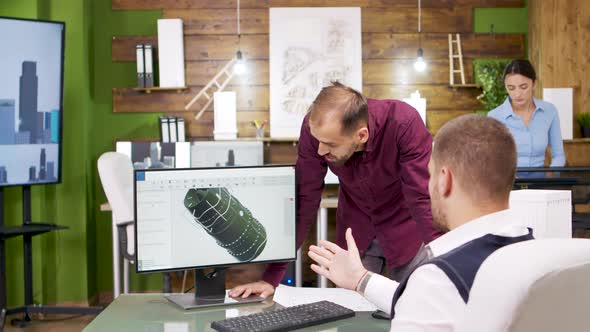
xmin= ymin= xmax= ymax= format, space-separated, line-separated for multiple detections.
xmin=269 ymin=7 xmax=362 ymax=138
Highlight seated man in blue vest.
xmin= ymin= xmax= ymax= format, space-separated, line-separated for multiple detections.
xmin=308 ymin=114 xmax=533 ymax=331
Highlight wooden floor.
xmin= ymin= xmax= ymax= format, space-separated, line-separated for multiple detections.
xmin=3 ymin=314 xmax=95 ymax=332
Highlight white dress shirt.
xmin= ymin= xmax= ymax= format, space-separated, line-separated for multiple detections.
xmin=363 ymin=209 xmax=530 ymax=332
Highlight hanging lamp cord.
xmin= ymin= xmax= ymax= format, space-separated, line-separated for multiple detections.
xmin=418 ymin=0 xmax=421 ymax=33
xmin=418 ymin=0 xmax=422 ymax=48
xmin=237 ymin=0 xmax=241 ymax=45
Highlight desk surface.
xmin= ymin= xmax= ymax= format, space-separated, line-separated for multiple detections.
xmin=84 ymin=294 xmax=388 ymax=332
xmin=514 ymin=168 xmax=590 ymax=188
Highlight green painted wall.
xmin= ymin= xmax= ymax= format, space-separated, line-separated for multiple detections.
xmin=0 ymin=1 xmax=39 ymax=19
xmin=88 ymin=0 xmax=162 ymax=295
xmin=1 ymin=1 xmax=530 ymax=305
xmin=1 ymin=0 xmax=161 ymax=305
xmin=1 ymin=0 xmax=41 ymax=308
xmin=1 ymin=0 xmax=91 ymax=305
xmin=474 ymin=7 xmax=528 ymax=33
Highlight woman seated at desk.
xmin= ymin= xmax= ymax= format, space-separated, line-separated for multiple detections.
xmin=488 ymin=59 xmax=565 ymax=167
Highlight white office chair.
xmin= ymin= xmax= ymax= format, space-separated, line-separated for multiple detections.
xmin=455 ymin=238 xmax=590 ymax=332
xmin=97 ymin=152 xmax=135 ymax=298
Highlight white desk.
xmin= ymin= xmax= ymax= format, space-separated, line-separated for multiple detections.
xmin=84 ymin=294 xmax=387 ymax=331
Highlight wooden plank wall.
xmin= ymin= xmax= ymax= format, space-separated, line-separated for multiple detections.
xmin=111 ymin=0 xmax=526 ymax=288
xmin=111 ymin=0 xmax=526 ymax=144
xmin=529 ymin=0 xmax=590 ymax=138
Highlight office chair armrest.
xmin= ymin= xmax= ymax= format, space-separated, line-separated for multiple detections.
xmin=116 ymin=220 xmax=134 ymax=227
xmin=117 ymin=222 xmax=135 ymax=261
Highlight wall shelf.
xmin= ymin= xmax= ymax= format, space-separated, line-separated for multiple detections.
xmin=564 ymin=138 xmax=590 ymax=143
xmin=114 ymin=137 xmax=298 ymax=143
xmin=232 ymin=137 xmax=298 ymax=146
xmin=233 ymin=137 xmax=298 ymax=143
xmin=449 ymin=84 xmax=482 ymax=88
xmin=132 ymin=86 xmax=188 ymax=94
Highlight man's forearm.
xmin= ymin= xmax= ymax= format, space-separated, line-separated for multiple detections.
xmin=261 ymin=207 xmax=318 ymax=287
xmin=262 ymin=116 xmax=325 ymax=287
xmin=261 ymin=261 xmax=289 ymax=287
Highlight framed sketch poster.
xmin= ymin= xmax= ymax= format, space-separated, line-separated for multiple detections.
xmin=269 ymin=8 xmax=362 ymax=138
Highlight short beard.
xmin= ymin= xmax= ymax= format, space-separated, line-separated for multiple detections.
xmin=330 ymin=158 xmax=348 ymax=167
xmin=430 ymin=196 xmax=450 ymax=232
xmin=328 ymin=143 xmax=359 ymax=166
xmin=432 ymin=208 xmax=449 ymax=232
xmin=432 ymin=214 xmax=449 ymax=233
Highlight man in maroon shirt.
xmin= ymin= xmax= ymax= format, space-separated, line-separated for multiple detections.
xmin=230 ymin=82 xmax=442 ymax=298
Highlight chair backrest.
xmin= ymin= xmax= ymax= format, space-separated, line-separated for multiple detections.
xmin=97 ymin=152 xmax=134 ymax=225
xmin=455 ymin=239 xmax=590 ymax=332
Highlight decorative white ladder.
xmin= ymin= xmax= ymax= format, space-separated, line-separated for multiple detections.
xmin=448 ymin=33 xmax=466 ymax=86
xmin=184 ymin=57 xmax=237 ymax=120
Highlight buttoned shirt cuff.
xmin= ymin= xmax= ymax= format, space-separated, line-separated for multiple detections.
xmin=362 ymin=273 xmax=399 ymax=315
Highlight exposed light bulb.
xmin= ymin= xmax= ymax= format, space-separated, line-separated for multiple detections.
xmin=234 ymin=61 xmax=246 ymax=75
xmin=414 ymin=57 xmax=426 ymax=72
xmin=413 ymin=48 xmax=427 ymax=72
xmin=234 ymin=50 xmax=246 ymax=75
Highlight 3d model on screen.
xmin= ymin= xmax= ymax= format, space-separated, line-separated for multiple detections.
xmin=184 ymin=187 xmax=267 ymax=262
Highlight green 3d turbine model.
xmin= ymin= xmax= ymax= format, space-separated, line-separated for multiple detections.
xmin=184 ymin=187 xmax=267 ymax=261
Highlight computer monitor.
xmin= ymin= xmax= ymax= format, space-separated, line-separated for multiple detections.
xmin=190 ymin=141 xmax=264 ymax=167
xmin=509 ymin=189 xmax=572 ymax=239
xmin=189 ymin=140 xmax=340 ymax=185
xmin=0 ymin=17 xmax=65 ymax=187
xmin=116 ymin=141 xmax=191 ymax=169
xmin=134 ymin=165 xmax=296 ymax=309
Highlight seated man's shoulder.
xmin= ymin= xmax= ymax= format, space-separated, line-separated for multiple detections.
xmin=407 ymin=263 xmax=453 ymax=286
xmin=392 ymin=264 xmax=464 ymax=323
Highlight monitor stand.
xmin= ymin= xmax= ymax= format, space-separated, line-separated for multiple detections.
xmin=165 ymin=268 xmax=265 ymax=310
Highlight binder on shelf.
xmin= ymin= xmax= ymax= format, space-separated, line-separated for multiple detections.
xmin=144 ymin=44 xmax=154 ymax=87
xmin=213 ymin=91 xmax=238 ymax=140
xmin=157 ymin=19 xmax=185 ymax=88
xmin=159 ymin=116 xmax=170 ymax=143
xmin=177 ymin=117 xmax=186 ymax=142
xmin=168 ymin=116 xmax=178 ymax=142
xmin=136 ymin=44 xmax=145 ymax=88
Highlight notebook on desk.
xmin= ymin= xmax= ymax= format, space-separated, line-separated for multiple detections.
xmin=272 ymin=285 xmax=378 ymax=312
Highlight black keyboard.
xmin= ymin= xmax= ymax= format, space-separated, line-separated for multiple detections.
xmin=210 ymin=300 xmax=355 ymax=332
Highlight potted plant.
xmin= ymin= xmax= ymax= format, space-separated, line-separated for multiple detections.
xmin=474 ymin=59 xmax=510 ymax=115
xmin=577 ymin=112 xmax=590 ymax=138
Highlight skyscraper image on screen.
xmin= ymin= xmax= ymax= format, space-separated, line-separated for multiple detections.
xmin=184 ymin=187 xmax=267 ymax=262
xmin=116 ymin=141 xmax=191 ymax=170
xmin=0 ymin=17 xmax=64 ymax=187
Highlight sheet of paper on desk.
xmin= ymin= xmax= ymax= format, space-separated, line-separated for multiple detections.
xmin=273 ymin=285 xmax=378 ymax=312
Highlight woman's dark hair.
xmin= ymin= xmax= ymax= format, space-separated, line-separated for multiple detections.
xmin=503 ymin=59 xmax=537 ymax=82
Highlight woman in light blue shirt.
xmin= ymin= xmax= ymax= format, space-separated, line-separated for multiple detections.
xmin=488 ymin=59 xmax=565 ymax=167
